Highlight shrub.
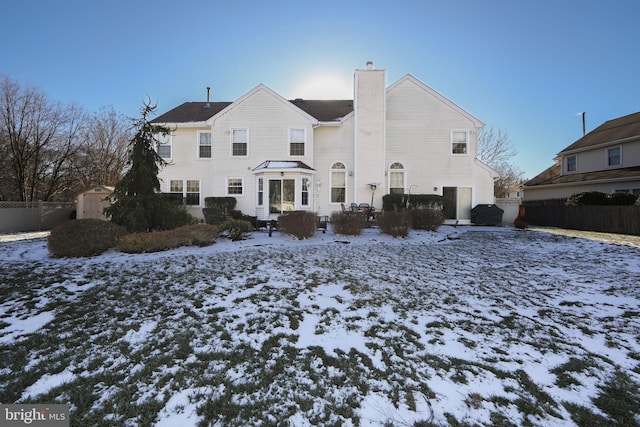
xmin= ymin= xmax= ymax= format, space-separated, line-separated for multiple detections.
xmin=204 ymin=197 xmax=237 ymax=213
xmin=116 ymin=224 xmax=218 ymax=253
xmin=217 ymin=219 xmax=253 ymax=241
xmin=408 ymin=194 xmax=444 ymax=210
xmin=567 ymin=191 xmax=638 ymax=206
xmin=278 ymin=211 xmax=317 ymax=239
xmin=566 ymin=191 xmax=609 ymax=206
xmin=376 ymin=211 xmax=412 ymax=237
xmin=607 ymin=192 xmax=638 ymax=206
xmin=382 ymin=193 xmax=410 ymax=211
xmin=411 ymin=208 xmax=444 ymax=230
xmin=330 ymin=212 xmax=364 ymax=236
xmin=382 ymin=193 xmax=443 ymax=211
xmin=106 ymin=194 xmax=195 ymax=232
xmin=48 ymin=219 xmax=126 ymax=257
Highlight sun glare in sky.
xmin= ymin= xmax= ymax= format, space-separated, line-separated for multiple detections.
xmin=291 ymin=74 xmax=353 ymax=100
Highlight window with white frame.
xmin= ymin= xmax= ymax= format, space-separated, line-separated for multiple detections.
xmin=289 ymin=128 xmax=305 ymax=156
xmin=157 ymin=132 xmax=172 ymax=159
xmin=566 ymin=155 xmax=577 ymax=172
xmin=227 ymin=177 xmax=244 ymax=195
xmin=231 ymin=129 xmax=248 ymax=156
xmin=301 ymin=177 xmax=310 ymax=206
xmin=330 ymin=162 xmax=346 ymax=203
xmin=257 ymin=178 xmax=264 ymax=206
xmin=607 ymin=146 xmax=621 ymax=167
xmin=451 ymin=130 xmax=468 ymax=155
xmin=198 ymin=131 xmax=211 ymax=158
xmin=389 ymin=162 xmax=405 ymax=194
xmin=169 ymin=179 xmax=201 ymax=206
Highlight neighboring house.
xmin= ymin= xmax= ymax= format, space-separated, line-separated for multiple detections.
xmin=524 ymin=112 xmax=640 ymax=201
xmin=152 ymin=62 xmax=498 ymax=224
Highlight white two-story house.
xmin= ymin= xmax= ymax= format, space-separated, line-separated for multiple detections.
xmin=152 ymin=62 xmax=497 ymax=223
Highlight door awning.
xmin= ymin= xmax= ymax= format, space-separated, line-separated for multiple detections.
xmin=252 ymin=160 xmax=316 ymax=174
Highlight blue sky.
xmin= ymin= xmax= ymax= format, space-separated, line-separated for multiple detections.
xmin=2 ymin=0 xmax=638 ymax=179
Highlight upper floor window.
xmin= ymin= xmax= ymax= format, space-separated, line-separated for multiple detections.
xmin=157 ymin=132 xmax=172 ymax=159
xmin=451 ymin=130 xmax=468 ymax=155
xmin=289 ymin=128 xmax=306 ymax=156
xmin=231 ymin=129 xmax=248 ymax=157
xmin=198 ymin=131 xmax=211 ymax=158
xmin=389 ymin=162 xmax=405 ymax=194
xmin=607 ymin=146 xmax=621 ymax=167
xmin=330 ymin=162 xmax=346 ymax=203
xmin=566 ymin=155 xmax=577 ymax=172
xmin=227 ymin=177 xmax=244 ymax=195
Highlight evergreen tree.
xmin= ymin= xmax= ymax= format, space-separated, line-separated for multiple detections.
xmin=105 ymin=101 xmax=192 ymax=232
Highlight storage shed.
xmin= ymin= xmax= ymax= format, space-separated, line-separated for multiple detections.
xmin=75 ymin=186 xmax=114 ymax=219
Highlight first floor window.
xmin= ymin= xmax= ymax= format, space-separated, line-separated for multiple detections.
xmin=227 ymin=178 xmax=243 ymax=195
xmin=607 ymin=146 xmax=621 ymax=166
xmin=232 ymin=129 xmax=248 ymax=156
xmin=169 ymin=179 xmax=200 ymax=206
xmin=186 ymin=180 xmax=200 ymax=205
xmin=257 ymin=178 xmax=264 ymax=206
xmin=389 ymin=162 xmax=405 ymax=194
xmin=451 ymin=130 xmax=468 ymax=155
xmin=289 ymin=128 xmax=305 ymax=156
xmin=301 ymin=177 xmax=310 ymax=206
xmin=330 ymin=162 xmax=346 ymax=203
xmin=157 ymin=132 xmax=172 ymax=159
xmin=198 ymin=131 xmax=212 ymax=158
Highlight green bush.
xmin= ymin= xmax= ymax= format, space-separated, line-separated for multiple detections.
xmin=382 ymin=193 xmax=410 ymax=211
xmin=408 ymin=194 xmax=444 ymax=210
xmin=411 ymin=208 xmax=444 ymax=230
xmin=382 ymin=193 xmax=443 ymax=211
xmin=566 ymin=191 xmax=609 ymax=206
xmin=607 ymin=192 xmax=638 ymax=206
xmin=217 ymin=219 xmax=253 ymax=241
xmin=566 ymin=191 xmax=638 ymax=206
xmin=48 ymin=219 xmax=126 ymax=257
xmin=278 ymin=211 xmax=317 ymax=239
xmin=117 ymin=224 xmax=218 ymax=253
xmin=330 ymin=212 xmax=364 ymax=236
xmin=106 ymin=194 xmax=195 ymax=232
xmin=204 ymin=197 xmax=237 ymax=213
xmin=376 ymin=211 xmax=412 ymax=237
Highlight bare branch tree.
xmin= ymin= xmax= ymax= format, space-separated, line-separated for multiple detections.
xmin=477 ymin=125 xmax=523 ymax=198
xmin=0 ymin=75 xmax=85 ymax=201
xmin=76 ymin=106 xmax=132 ymax=189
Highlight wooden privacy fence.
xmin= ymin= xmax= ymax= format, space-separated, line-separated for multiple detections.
xmin=0 ymin=201 xmax=75 ymax=233
xmin=523 ymin=204 xmax=640 ymax=235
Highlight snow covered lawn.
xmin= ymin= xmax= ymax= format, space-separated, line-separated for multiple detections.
xmin=0 ymin=226 xmax=638 ymax=426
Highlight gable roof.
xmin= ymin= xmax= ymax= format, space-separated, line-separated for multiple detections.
xmin=559 ymin=111 xmax=640 ymax=154
xmin=151 ymin=84 xmax=355 ymax=125
xmin=387 ymin=74 xmax=485 ymax=128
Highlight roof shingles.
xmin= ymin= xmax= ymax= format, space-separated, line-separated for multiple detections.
xmin=151 ymin=100 xmax=354 ymax=124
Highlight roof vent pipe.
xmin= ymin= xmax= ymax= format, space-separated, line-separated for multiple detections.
xmin=366 ymin=61 xmax=373 ymax=70
xmin=205 ymin=87 xmax=211 ymax=108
